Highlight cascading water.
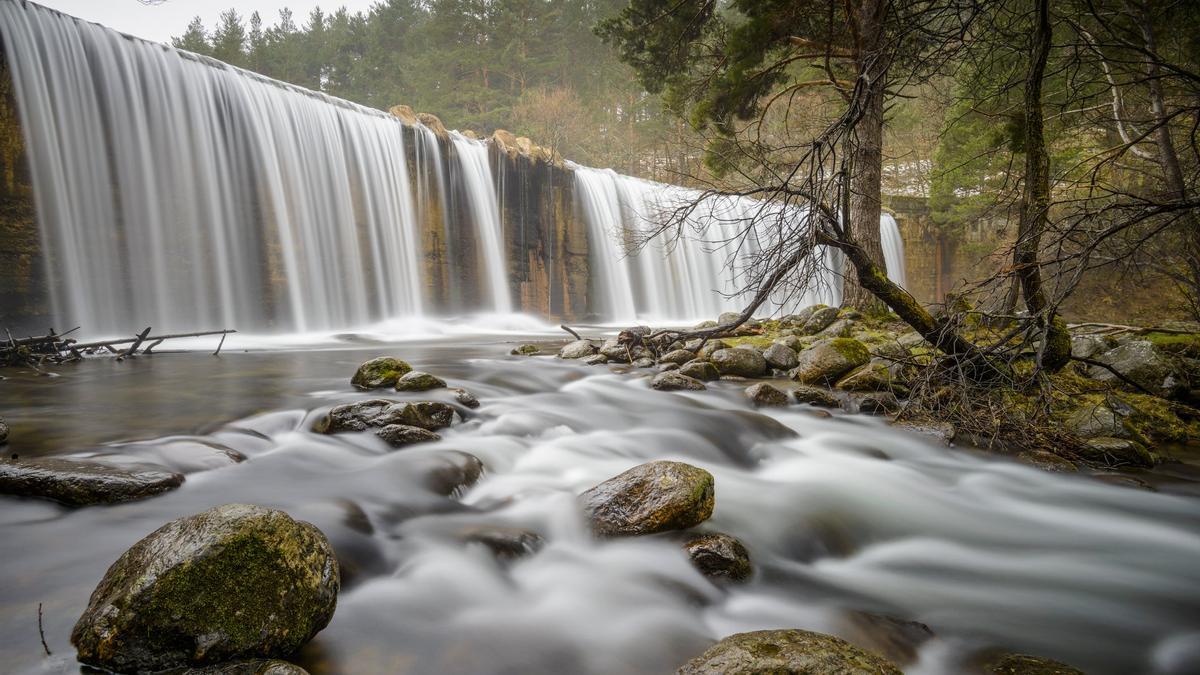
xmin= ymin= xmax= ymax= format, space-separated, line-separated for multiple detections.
xmin=881 ymin=212 xmax=907 ymax=289
xmin=450 ymin=132 xmax=512 ymax=314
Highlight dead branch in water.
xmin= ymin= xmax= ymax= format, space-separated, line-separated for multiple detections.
xmin=37 ymin=602 xmax=50 ymax=656
xmin=1 ymin=328 xmax=237 ymax=368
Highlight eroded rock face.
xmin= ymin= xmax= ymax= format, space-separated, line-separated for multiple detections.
xmin=316 ymin=399 xmax=455 ymax=434
xmin=678 ymin=629 xmax=902 ymax=675
xmin=682 ymin=533 xmax=751 ymax=582
xmin=0 ymin=457 xmax=183 ymax=506
xmin=762 ymin=342 xmax=799 ymax=370
xmin=680 ymin=361 xmax=720 ymax=381
xmin=71 ymin=504 xmax=339 ymax=673
xmin=351 ymin=357 xmax=412 ymax=390
xmin=559 ymin=340 xmax=598 ymax=359
xmin=580 ymin=461 xmax=714 ymax=537
xmin=790 ymin=338 xmax=870 ymax=385
xmin=394 ymin=371 xmax=446 ymax=392
xmin=711 ymin=348 xmax=768 ymax=377
xmin=651 ymin=371 xmax=707 ymax=391
xmin=745 ymin=383 xmax=788 ymax=407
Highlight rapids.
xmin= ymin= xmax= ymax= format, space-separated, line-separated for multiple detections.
xmin=1 ymin=335 xmax=1198 ymax=675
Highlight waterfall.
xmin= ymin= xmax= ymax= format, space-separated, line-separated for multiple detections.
xmin=449 ymin=133 xmax=511 ymax=314
xmin=881 ymin=212 xmax=907 ymax=289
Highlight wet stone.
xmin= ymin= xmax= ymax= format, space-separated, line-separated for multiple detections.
xmin=981 ymin=652 xmax=1085 ymax=675
xmin=582 ymin=354 xmax=609 ymax=366
xmin=580 ymin=460 xmax=714 ymax=537
xmin=394 ymin=371 xmax=446 ymax=392
xmin=181 ymin=660 xmax=310 ymax=675
xmin=632 ymin=357 xmax=656 ymax=368
xmin=425 ymin=451 xmax=484 ymax=496
xmin=762 ymin=342 xmax=799 ymax=370
xmin=745 ymin=383 xmax=789 ymax=407
xmin=1017 ymin=451 xmax=1077 ymax=472
xmin=375 ymin=424 xmax=440 ymax=448
xmin=682 ymin=532 xmax=751 ymax=582
xmin=679 ymin=360 xmax=720 ymax=382
xmin=0 ymin=457 xmax=183 ymax=507
xmin=0 ymin=417 xmax=8 ymax=444
xmin=711 ymin=348 xmax=768 ymax=377
xmin=317 ymin=399 xmax=455 ymax=434
xmin=792 ymin=385 xmax=839 ymax=407
xmin=678 ymin=629 xmax=902 ymax=675
xmin=651 ymin=371 xmax=707 ymax=391
xmin=558 ymin=340 xmax=597 ymax=359
xmin=351 ymin=357 xmax=412 ymax=390
xmin=659 ymin=349 xmax=697 ymax=365
xmin=452 ymin=388 xmax=480 ymax=408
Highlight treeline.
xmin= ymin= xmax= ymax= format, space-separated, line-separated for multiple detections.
xmin=172 ymin=0 xmax=696 ymax=179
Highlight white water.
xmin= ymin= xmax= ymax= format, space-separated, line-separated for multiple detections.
xmin=450 ymin=133 xmax=512 ymax=314
xmin=881 ymin=212 xmax=907 ymax=289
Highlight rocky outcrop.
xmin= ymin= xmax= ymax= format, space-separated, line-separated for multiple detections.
xmin=678 ymin=629 xmax=902 ymax=674
xmin=0 ymin=457 xmax=182 ymax=506
xmin=580 ymin=461 xmax=714 ymax=537
xmin=351 ymin=357 xmax=412 ymax=390
xmin=71 ymin=504 xmax=338 ymax=673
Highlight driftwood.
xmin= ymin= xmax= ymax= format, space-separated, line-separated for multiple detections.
xmin=2 ymin=327 xmax=236 ymax=367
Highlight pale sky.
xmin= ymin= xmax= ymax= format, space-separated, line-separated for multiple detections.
xmin=35 ymin=0 xmax=379 ymax=45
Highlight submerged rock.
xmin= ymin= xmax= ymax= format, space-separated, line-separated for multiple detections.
xmin=651 ymin=371 xmax=707 ymax=391
xmin=458 ymin=525 xmax=545 ymax=559
xmin=0 ymin=457 xmax=183 ymax=507
xmin=71 ymin=504 xmax=339 ymax=673
xmin=835 ymin=611 xmax=935 ymax=666
xmin=351 ymin=357 xmax=412 ymax=390
xmin=678 ymin=629 xmax=902 ymax=674
xmin=660 ymin=349 xmax=698 ymax=365
xmin=182 ymin=660 xmax=309 ymax=675
xmin=452 ymin=388 xmax=480 ymax=409
xmin=745 ymin=383 xmax=788 ymax=407
xmin=375 ymin=424 xmax=440 ymax=448
xmin=510 ymin=344 xmax=540 ymax=356
xmin=425 ymin=451 xmax=484 ymax=496
xmin=682 ymin=532 xmax=751 ymax=582
xmin=394 ymin=371 xmax=446 ymax=392
xmin=790 ymin=338 xmax=870 ymax=385
xmin=792 ymin=385 xmax=840 ymax=407
xmin=762 ymin=342 xmax=799 ymax=370
xmin=559 ymin=340 xmax=598 ymax=359
xmin=981 ymin=652 xmax=1085 ymax=675
xmin=679 ymin=360 xmax=720 ymax=382
xmin=580 ymin=460 xmax=714 ymax=537
xmin=317 ymin=399 xmax=455 ymax=434
xmin=711 ymin=348 xmax=768 ymax=377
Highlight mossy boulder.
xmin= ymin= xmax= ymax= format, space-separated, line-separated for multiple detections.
xmin=711 ymin=348 xmax=768 ymax=377
xmin=1088 ymin=340 xmax=1183 ymax=398
xmin=836 ymin=358 xmax=906 ymax=393
xmin=394 ymin=371 xmax=446 ymax=392
xmin=746 ymin=383 xmax=789 ymax=407
xmin=790 ymin=338 xmax=871 ymax=385
xmin=789 ymin=304 xmax=826 ymax=327
xmin=0 ymin=457 xmax=183 ymax=507
xmin=350 ymin=357 xmax=412 ymax=390
xmin=801 ymin=307 xmax=840 ymax=335
xmin=792 ymin=385 xmax=840 ymax=407
xmin=817 ymin=318 xmax=856 ymax=338
xmin=981 ymin=652 xmax=1084 ymax=675
xmin=71 ymin=504 xmax=339 ymax=673
xmin=762 ymin=342 xmax=799 ymax=370
xmin=375 ymin=424 xmax=440 ymax=448
xmin=678 ymin=629 xmax=902 ymax=674
xmin=660 ymin=349 xmax=698 ymax=365
xmin=559 ymin=340 xmax=598 ymax=359
xmin=680 ymin=360 xmax=721 ymax=381
xmin=580 ymin=460 xmax=714 ymax=537
xmin=510 ymin=344 xmax=540 ymax=356
xmin=682 ymin=533 xmax=751 ymax=582
xmin=1064 ymin=403 xmax=1128 ymax=439
xmin=316 ymin=399 xmax=454 ymax=434
xmin=651 ymin=372 xmax=707 ymax=391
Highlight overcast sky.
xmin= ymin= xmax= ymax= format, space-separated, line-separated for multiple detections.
xmin=36 ymin=0 xmax=379 ymax=45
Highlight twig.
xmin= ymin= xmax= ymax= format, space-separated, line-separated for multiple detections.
xmin=37 ymin=602 xmax=50 ymax=656
xmin=559 ymin=325 xmax=582 ymax=340
xmin=213 ymin=332 xmax=227 ymax=356
xmin=1070 ymin=356 xmax=1157 ymax=395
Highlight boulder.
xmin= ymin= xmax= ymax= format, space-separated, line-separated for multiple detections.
xmin=417 ymin=112 xmax=447 ymax=137
xmin=660 ymin=349 xmax=698 ymax=365
xmin=817 ymin=318 xmax=855 ymax=338
xmin=790 ymin=338 xmax=870 ymax=385
xmin=580 ymin=460 xmax=714 ymax=537
xmin=316 ymin=399 xmax=454 ymax=434
xmin=682 ymin=533 xmax=751 ymax=582
xmin=711 ymin=348 xmax=768 ymax=377
xmin=582 ymin=354 xmax=610 ymax=366
xmin=452 ymin=388 xmax=480 ymax=409
xmin=510 ymin=344 xmax=540 ymax=356
xmin=659 ymin=362 xmax=681 ymax=373
xmin=981 ymin=652 xmax=1085 ymax=675
xmin=1064 ymin=403 xmax=1128 ymax=439
xmin=834 ymin=611 xmax=935 ymax=666
xmin=599 ymin=338 xmax=631 ymax=362
xmin=683 ymin=338 xmax=705 ymax=353
xmin=559 ymin=340 xmax=598 ymax=359
xmin=836 ymin=358 xmax=902 ymax=392
xmin=746 ymin=383 xmax=789 ymax=407
xmin=792 ymin=385 xmax=840 ymax=407
xmin=0 ymin=458 xmax=183 ymax=507
xmin=897 ymin=332 xmax=927 ymax=349
xmin=458 ymin=526 xmax=545 ymax=559
xmin=350 ymin=357 xmax=412 ymax=390
xmin=857 ymin=392 xmax=900 ymax=415
xmin=1088 ymin=340 xmax=1183 ymax=397
xmin=633 ymin=357 xmax=656 ymax=368
xmin=696 ymin=340 xmax=731 ymax=360
xmin=71 ymin=504 xmax=338 ymax=673
xmin=679 ymin=361 xmax=721 ymax=381
xmin=692 ymin=320 xmax=718 ymax=330
xmin=775 ymin=335 xmax=805 ymax=351
xmin=678 ymin=629 xmax=902 ymax=675
xmin=762 ymin=343 xmax=799 ymax=370
xmin=790 ymin=304 xmax=826 ymax=327
xmin=1081 ymin=436 xmax=1155 ymax=467
xmin=375 ymin=424 xmax=440 ymax=448
xmin=1070 ymin=334 xmax=1109 ymax=360
xmin=394 ymin=371 xmax=446 ymax=392
xmin=801 ymin=306 xmax=840 ymax=334
xmin=717 ymin=311 xmax=743 ymax=325
xmin=651 ymin=372 xmax=707 ymax=391
xmin=183 ymin=660 xmax=309 ymax=675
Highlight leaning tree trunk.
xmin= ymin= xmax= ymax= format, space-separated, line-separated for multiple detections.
xmin=842 ymin=0 xmax=889 ymax=313
xmin=1014 ymin=0 xmax=1070 ymax=372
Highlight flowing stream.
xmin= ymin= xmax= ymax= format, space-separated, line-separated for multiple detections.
xmin=0 ymin=339 xmax=1198 ymax=675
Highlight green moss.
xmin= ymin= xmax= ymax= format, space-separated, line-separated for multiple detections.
xmin=1144 ymin=331 xmax=1200 ymax=358
xmin=829 ymin=338 xmax=870 ymax=365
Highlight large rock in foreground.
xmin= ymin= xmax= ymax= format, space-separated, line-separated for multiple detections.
xmin=0 ymin=457 xmax=183 ymax=507
xmin=315 ymin=399 xmax=454 ymax=434
xmin=981 ymin=652 xmax=1085 ymax=675
xmin=350 ymin=357 xmax=412 ymax=390
xmin=790 ymin=338 xmax=870 ymax=385
xmin=580 ymin=461 xmax=714 ymax=537
xmin=679 ymin=629 xmax=902 ymax=674
xmin=72 ymin=504 xmax=339 ymax=673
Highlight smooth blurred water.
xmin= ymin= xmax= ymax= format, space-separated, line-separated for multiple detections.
xmin=0 ymin=337 xmax=1197 ymax=675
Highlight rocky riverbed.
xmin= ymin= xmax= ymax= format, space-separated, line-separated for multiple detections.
xmin=0 ymin=331 xmax=1198 ymax=674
